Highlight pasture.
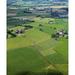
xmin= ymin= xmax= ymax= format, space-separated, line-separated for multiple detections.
xmin=7 ymin=17 xmax=68 ymax=75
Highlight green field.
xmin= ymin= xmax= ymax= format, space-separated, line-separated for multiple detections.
xmin=7 ymin=17 xmax=68 ymax=75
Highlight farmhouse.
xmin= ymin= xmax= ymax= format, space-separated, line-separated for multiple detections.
xmin=56 ymin=30 xmax=64 ymax=35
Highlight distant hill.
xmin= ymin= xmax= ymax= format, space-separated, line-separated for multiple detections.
xmin=7 ymin=0 xmax=68 ymax=5
xmin=22 ymin=0 xmax=68 ymax=2
xmin=53 ymin=0 xmax=68 ymax=2
xmin=7 ymin=0 xmax=16 ymax=4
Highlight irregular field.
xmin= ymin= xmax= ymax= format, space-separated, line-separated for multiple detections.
xmin=7 ymin=18 xmax=68 ymax=75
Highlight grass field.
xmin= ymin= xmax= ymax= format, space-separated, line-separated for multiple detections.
xmin=7 ymin=17 xmax=68 ymax=75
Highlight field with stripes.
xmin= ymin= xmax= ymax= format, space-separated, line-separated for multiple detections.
xmin=7 ymin=17 xmax=68 ymax=75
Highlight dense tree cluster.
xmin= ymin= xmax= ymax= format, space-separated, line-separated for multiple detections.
xmin=7 ymin=30 xmax=17 ymax=38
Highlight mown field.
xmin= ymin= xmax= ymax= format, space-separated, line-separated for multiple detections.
xmin=7 ymin=17 xmax=68 ymax=75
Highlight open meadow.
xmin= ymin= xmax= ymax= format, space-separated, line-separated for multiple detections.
xmin=7 ymin=17 xmax=68 ymax=75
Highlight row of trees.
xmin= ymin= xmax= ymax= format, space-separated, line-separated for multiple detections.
xmin=7 ymin=30 xmax=17 ymax=38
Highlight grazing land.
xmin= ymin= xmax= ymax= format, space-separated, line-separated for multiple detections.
xmin=7 ymin=17 xmax=68 ymax=75
xmin=7 ymin=0 xmax=68 ymax=75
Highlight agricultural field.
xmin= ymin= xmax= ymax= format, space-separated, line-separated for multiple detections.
xmin=7 ymin=17 xmax=68 ymax=75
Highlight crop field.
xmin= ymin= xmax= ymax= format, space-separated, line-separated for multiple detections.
xmin=7 ymin=17 xmax=68 ymax=75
